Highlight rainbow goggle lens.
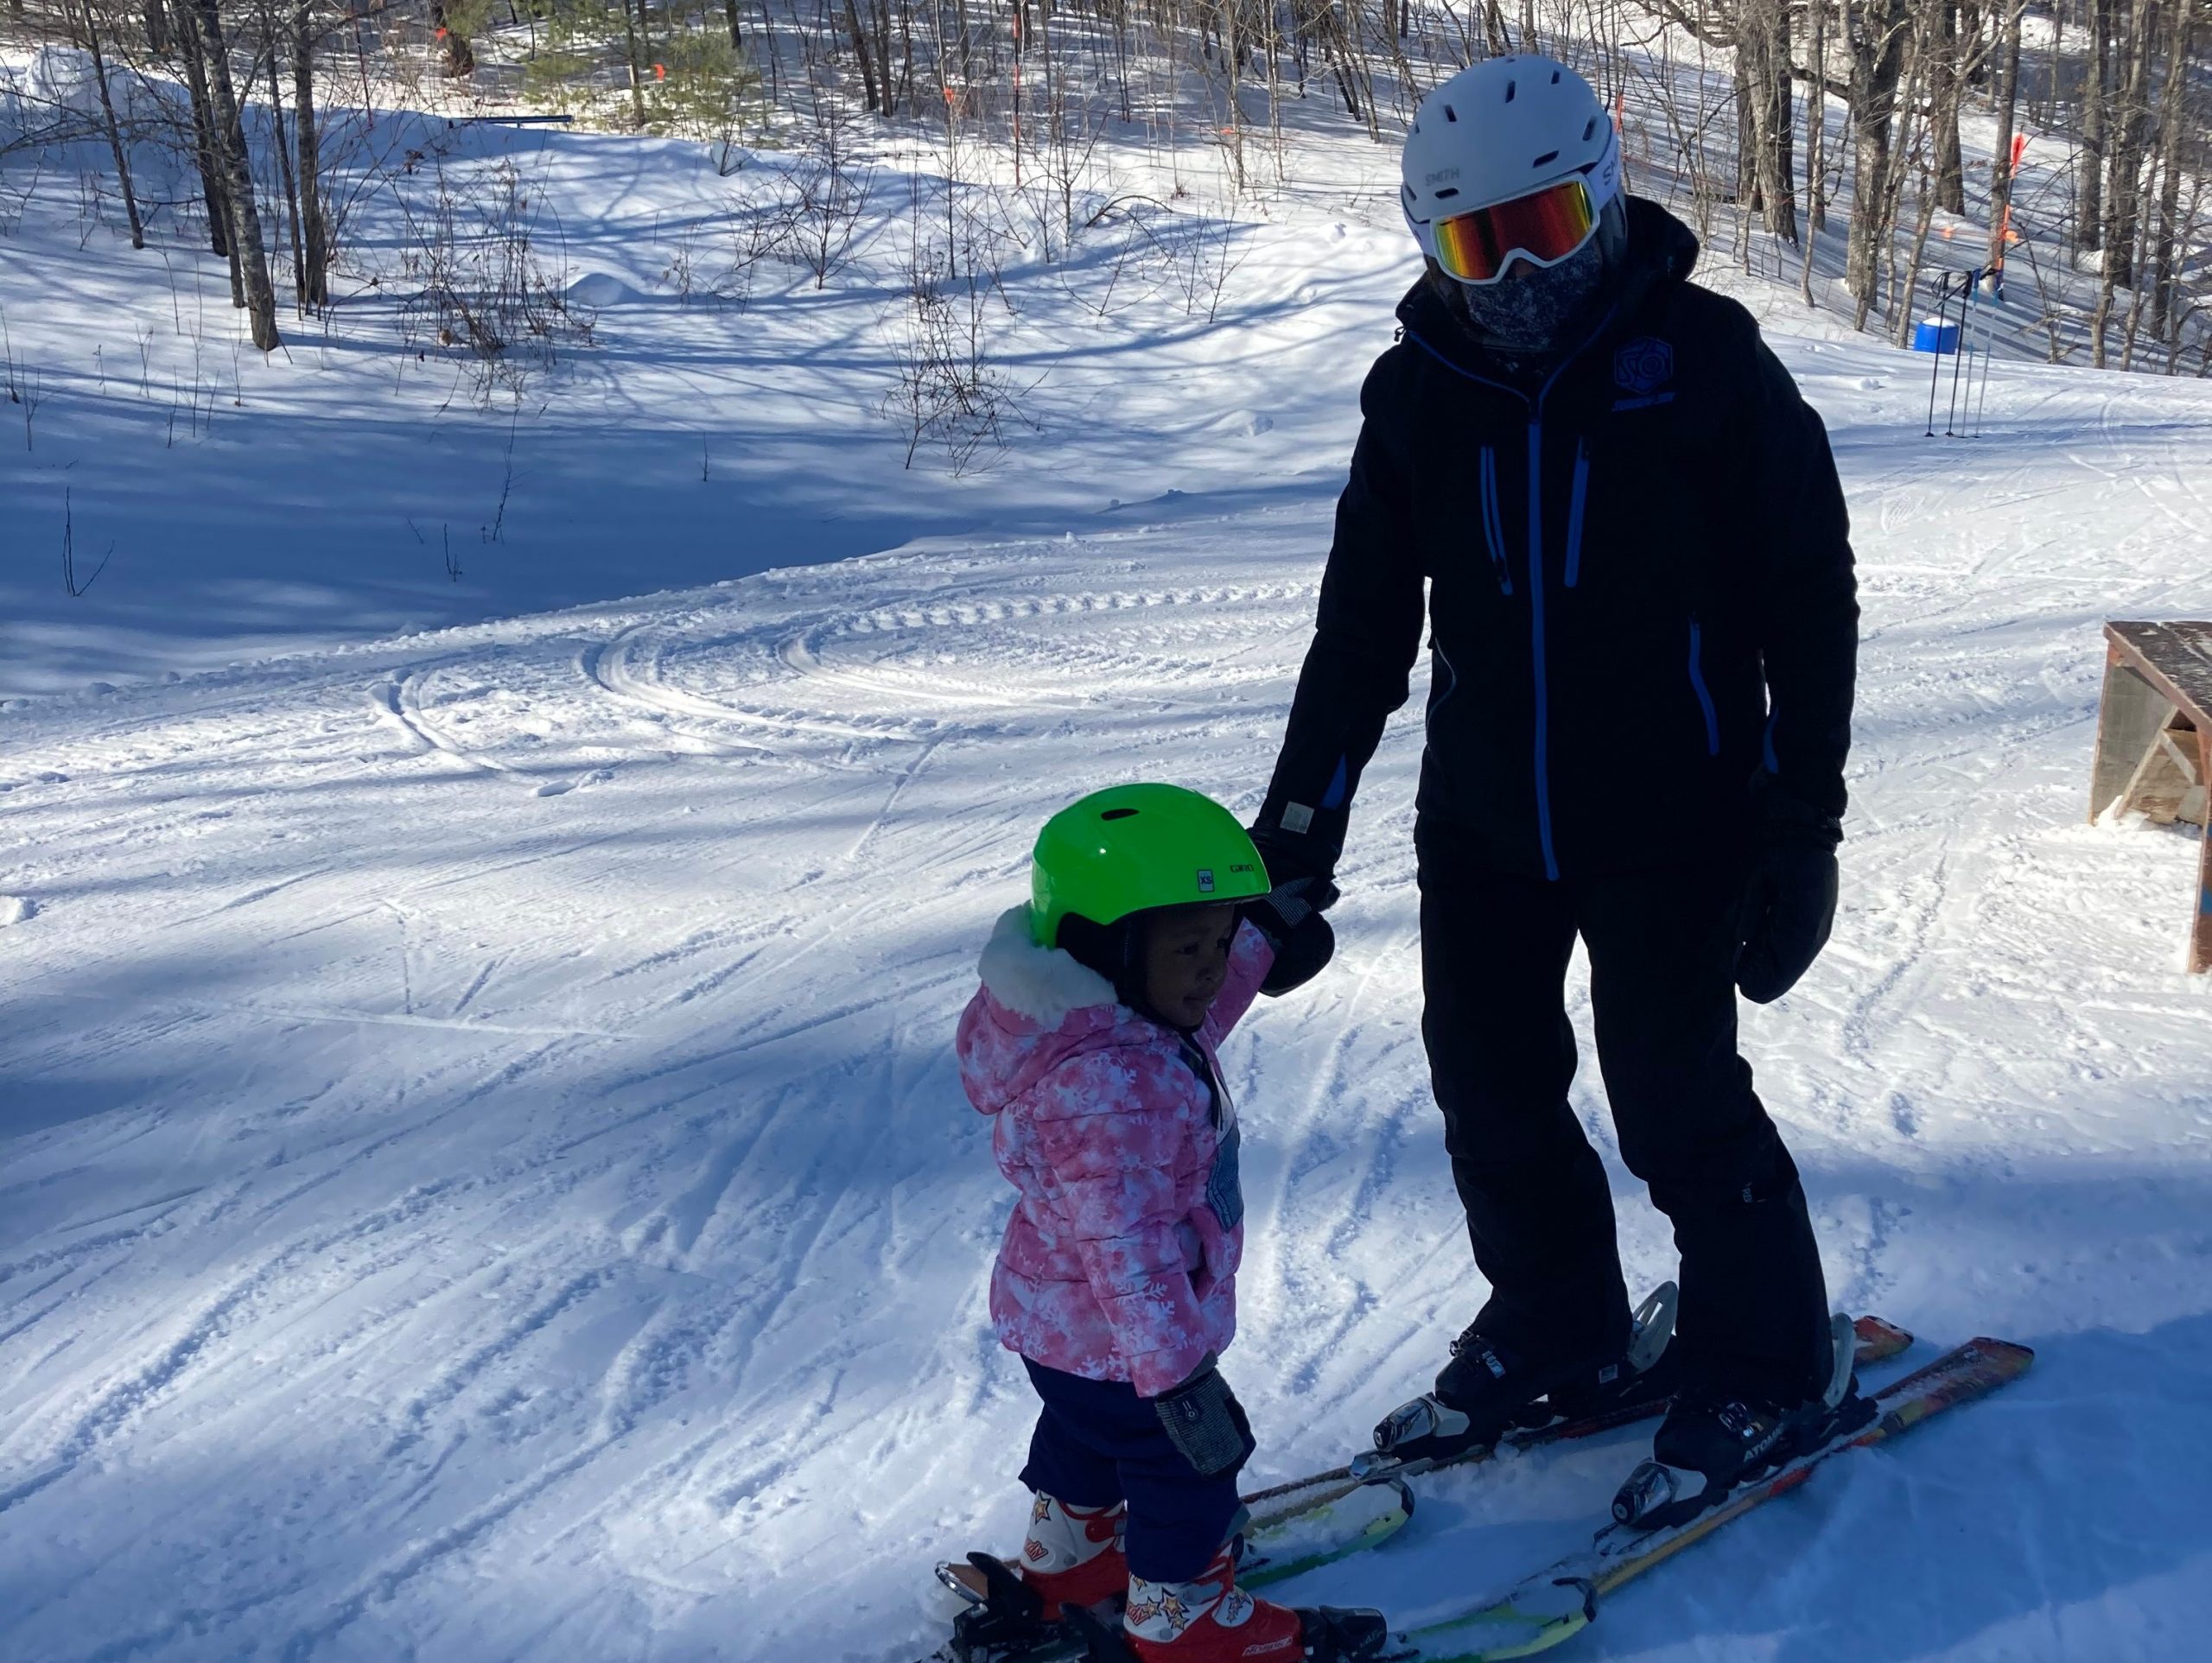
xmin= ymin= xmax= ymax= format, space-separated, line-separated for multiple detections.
xmin=1432 ymin=176 xmax=1600 ymax=284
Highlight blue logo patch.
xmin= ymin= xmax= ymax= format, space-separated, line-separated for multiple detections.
xmin=1614 ymin=337 xmax=1674 ymax=396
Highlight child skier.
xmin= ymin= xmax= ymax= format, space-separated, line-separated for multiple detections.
xmin=956 ymin=783 xmax=1382 ymax=1662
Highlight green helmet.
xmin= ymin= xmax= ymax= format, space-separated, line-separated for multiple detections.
xmin=1030 ymin=784 xmax=1270 ymax=949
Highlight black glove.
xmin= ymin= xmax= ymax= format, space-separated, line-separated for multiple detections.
xmin=1248 ymin=823 xmax=1335 ymax=892
xmin=1735 ymin=780 xmax=1841 ymax=1004
xmin=1249 ymin=873 xmax=1339 ymax=995
xmin=1151 ymin=1358 xmax=1256 ymax=1478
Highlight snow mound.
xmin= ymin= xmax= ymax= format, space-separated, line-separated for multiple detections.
xmin=565 ymin=272 xmax=640 ymax=307
xmin=0 ymin=894 xmax=37 ymax=925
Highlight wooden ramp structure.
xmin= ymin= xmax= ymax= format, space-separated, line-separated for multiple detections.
xmin=2089 ymin=621 xmax=2212 ymax=973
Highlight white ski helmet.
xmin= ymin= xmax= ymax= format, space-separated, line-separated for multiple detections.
xmin=1401 ymin=56 xmax=1623 ymax=284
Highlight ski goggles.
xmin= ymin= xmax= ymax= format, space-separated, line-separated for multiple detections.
xmin=1431 ymin=176 xmax=1601 ymax=284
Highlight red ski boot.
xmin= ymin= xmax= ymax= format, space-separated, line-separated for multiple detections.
xmin=1016 ymin=1492 xmax=1128 ymax=1620
xmin=1122 ymin=1543 xmax=1388 ymax=1662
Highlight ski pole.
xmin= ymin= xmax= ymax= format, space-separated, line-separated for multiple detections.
xmin=1981 ymin=285 xmax=1999 ymax=441
xmin=1946 ymin=268 xmax=1975 ymax=437
xmin=1924 ymin=271 xmax=1953 ymax=439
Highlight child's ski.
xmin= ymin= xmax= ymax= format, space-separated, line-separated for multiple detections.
xmin=920 ymin=1315 xmax=1915 ymax=1662
xmin=925 ymin=1477 xmax=1414 ymax=1663
xmin=1239 ymin=1311 xmax=1913 ymax=1529
xmin=1390 ymin=1336 xmax=2035 ymax=1661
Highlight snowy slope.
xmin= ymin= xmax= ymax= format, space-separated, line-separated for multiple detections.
xmin=7 ymin=104 xmax=2212 ymax=1663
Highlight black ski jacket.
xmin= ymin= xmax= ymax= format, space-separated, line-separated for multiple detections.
xmin=1257 ymin=200 xmax=1858 ymax=881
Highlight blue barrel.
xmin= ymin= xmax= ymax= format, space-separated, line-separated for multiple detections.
xmin=1912 ymin=318 xmax=1961 ymax=354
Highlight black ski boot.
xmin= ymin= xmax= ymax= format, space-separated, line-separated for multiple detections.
xmin=1363 ymin=1285 xmax=1677 ymax=1473
xmin=1611 ymin=1313 xmax=1878 ymax=1532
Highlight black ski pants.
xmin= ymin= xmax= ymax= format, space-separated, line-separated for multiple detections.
xmin=1416 ymin=834 xmax=1832 ymax=1404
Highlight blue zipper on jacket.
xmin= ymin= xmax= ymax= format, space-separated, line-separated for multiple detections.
xmin=1564 ymin=441 xmax=1590 ymax=589
xmin=1525 ymin=420 xmax=1558 ymax=879
xmin=1404 ymin=308 xmax=1618 ymax=884
xmin=1688 ymin=620 xmax=1721 ymax=756
xmin=1479 ymin=447 xmax=1513 ymax=595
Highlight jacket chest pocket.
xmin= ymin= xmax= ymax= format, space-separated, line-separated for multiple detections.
xmin=1569 ymin=428 xmax=1704 ymax=606
xmin=1205 ymin=1123 xmax=1244 ymax=1232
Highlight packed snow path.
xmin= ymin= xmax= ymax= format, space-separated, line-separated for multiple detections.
xmin=4 ymin=345 xmax=2212 ymax=1662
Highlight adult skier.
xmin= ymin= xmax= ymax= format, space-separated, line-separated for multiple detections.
xmin=1250 ymin=54 xmax=1865 ymax=1527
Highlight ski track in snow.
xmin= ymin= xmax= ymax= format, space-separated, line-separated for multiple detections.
xmin=4 ymin=336 xmax=2212 ymax=1663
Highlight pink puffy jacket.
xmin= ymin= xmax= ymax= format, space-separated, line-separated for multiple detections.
xmin=957 ymin=907 xmax=1274 ymax=1399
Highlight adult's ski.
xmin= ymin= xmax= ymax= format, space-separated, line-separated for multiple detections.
xmin=1239 ymin=1307 xmax=1914 ymax=1530
xmin=1393 ymin=1336 xmax=2035 ymax=1661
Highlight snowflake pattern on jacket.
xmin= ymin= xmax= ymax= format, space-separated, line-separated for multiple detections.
xmin=957 ymin=907 xmax=1274 ymax=1399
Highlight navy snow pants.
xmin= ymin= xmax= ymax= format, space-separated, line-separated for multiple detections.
xmin=1020 ymin=1357 xmax=1243 ymax=1583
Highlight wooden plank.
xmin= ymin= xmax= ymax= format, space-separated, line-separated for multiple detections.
xmin=2196 ymin=727 xmax=2212 ymax=977
xmin=2116 ymin=712 xmax=2208 ymax=826
xmin=2164 ymin=719 xmax=2209 ymax=828
xmin=2091 ymin=655 xmax=2177 ymax=822
xmin=2119 ymin=728 xmax=2199 ymax=824
xmin=2107 ymin=621 xmax=2212 ymax=726
xmin=2098 ymin=625 xmax=2212 ymax=974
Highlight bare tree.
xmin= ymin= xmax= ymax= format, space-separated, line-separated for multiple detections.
xmin=70 ymin=0 xmax=147 ymax=248
xmin=1930 ymin=0 xmax=1966 ymax=212
xmin=294 ymin=0 xmax=330 ymax=306
xmin=188 ymin=0 xmax=282 ymax=348
xmin=1846 ymin=0 xmax=1914 ymax=313
xmin=1986 ymin=0 xmax=2024 ymax=276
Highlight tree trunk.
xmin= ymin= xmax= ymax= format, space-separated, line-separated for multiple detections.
xmin=1986 ymin=0 xmax=2023 ymax=275
xmin=429 ymin=1 xmax=476 ymax=76
xmin=296 ymin=0 xmax=328 ymax=306
xmin=1739 ymin=0 xmax=1800 ymax=240
xmin=722 ymin=0 xmax=742 ymax=48
xmin=1846 ymin=0 xmax=1911 ymax=308
xmin=77 ymin=0 xmax=148 ymax=249
xmin=2144 ymin=0 xmax=2195 ymax=347
xmin=1807 ymin=0 xmax=1829 ymax=233
xmin=1932 ymin=0 xmax=1967 ymax=213
xmin=842 ymin=0 xmax=882 ymax=111
xmin=174 ymin=8 xmax=232 ymax=263
xmin=188 ymin=0 xmax=282 ymax=350
xmin=267 ymin=28 xmax=305 ymax=307
xmin=2079 ymin=0 xmax=2112 ymax=251
xmin=1735 ymin=56 xmax=1758 ymax=210
xmin=2103 ymin=0 xmax=2158 ymax=289
xmin=146 ymin=0 xmax=170 ymax=53
xmin=620 ymin=0 xmax=648 ymax=123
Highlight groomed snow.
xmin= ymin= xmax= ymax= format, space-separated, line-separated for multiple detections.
xmin=4 ymin=92 xmax=2212 ymax=1663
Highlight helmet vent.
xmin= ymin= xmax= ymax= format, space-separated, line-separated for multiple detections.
xmin=1550 ymin=69 xmax=1562 ymax=83
xmin=1583 ymin=117 xmax=1598 ymax=140
xmin=1444 ymin=103 xmax=1457 ymax=122
xmin=1503 ymin=79 xmax=1516 ymax=103
xmin=1433 ymin=187 xmax=1459 ymax=200
xmin=1532 ymin=149 xmax=1560 ymax=168
xmin=1099 ymin=808 xmax=1138 ymax=821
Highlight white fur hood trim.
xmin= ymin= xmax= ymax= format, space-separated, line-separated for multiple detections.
xmin=977 ymin=906 xmax=1116 ymax=1029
